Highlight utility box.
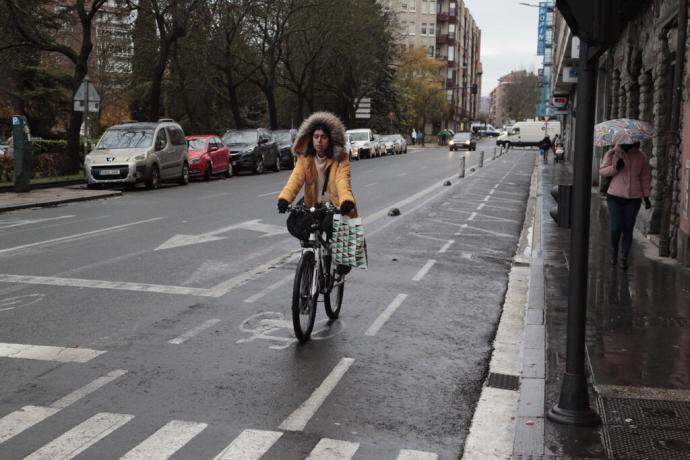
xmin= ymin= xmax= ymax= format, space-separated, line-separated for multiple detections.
xmin=11 ymin=115 xmax=32 ymax=193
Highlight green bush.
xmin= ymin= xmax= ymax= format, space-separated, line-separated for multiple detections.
xmin=0 ymin=155 xmax=14 ymax=182
xmin=31 ymin=139 xmax=68 ymax=156
xmin=32 ymin=153 xmax=68 ymax=178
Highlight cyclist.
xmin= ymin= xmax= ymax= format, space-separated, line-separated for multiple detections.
xmin=277 ymin=111 xmax=357 ymax=274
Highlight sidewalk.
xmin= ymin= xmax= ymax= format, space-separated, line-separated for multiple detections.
xmin=522 ymin=159 xmax=690 ymax=459
xmin=0 ymin=185 xmax=121 ymax=213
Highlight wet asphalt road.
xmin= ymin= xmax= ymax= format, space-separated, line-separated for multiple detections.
xmin=0 ymin=139 xmax=535 ymax=459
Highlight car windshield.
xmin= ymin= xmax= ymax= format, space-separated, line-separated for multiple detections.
xmin=224 ymin=131 xmax=257 ymax=144
xmin=382 ymin=135 xmax=396 ymax=141
xmin=454 ymin=133 xmax=471 ymax=140
xmin=273 ymin=132 xmax=292 ymax=143
xmin=187 ymin=138 xmax=208 ymax=150
xmin=97 ymin=128 xmax=154 ymax=149
xmin=348 ymin=132 xmax=369 ymax=141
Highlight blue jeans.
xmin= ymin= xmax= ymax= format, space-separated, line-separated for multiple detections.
xmin=607 ymin=196 xmax=642 ymax=259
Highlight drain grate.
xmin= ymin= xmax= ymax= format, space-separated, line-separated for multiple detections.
xmin=602 ymin=398 xmax=690 ymax=429
xmin=606 ymin=427 xmax=690 ymax=460
xmin=486 ymin=372 xmax=520 ymax=391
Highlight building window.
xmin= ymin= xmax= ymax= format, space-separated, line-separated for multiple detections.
xmin=447 ymin=69 xmax=454 ymax=79
xmin=409 ymin=0 xmax=416 ymax=12
xmin=408 ymin=21 xmax=415 ymax=35
xmin=401 ymin=1 xmax=407 ymax=11
xmin=422 ymin=0 xmax=428 ymax=14
xmin=408 ymin=43 xmax=414 ymax=49
xmin=401 ymin=21 xmax=407 ymax=35
xmin=428 ymin=46 xmax=435 ymax=58
xmin=448 ymin=46 xmax=455 ymax=61
xmin=449 ymin=23 xmax=455 ymax=35
xmin=429 ymin=23 xmax=435 ymax=35
xmin=421 ymin=23 xmax=427 ymax=35
xmin=447 ymin=90 xmax=453 ymax=101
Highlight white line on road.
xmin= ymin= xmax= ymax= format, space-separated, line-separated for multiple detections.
xmin=456 ymin=224 xmax=514 ymax=238
xmin=482 ymin=195 xmax=490 ymax=202
xmin=0 ymin=274 xmax=215 ymax=297
xmin=412 ymin=259 xmax=436 ymax=281
xmin=365 ymin=182 xmax=378 ymax=187
xmin=0 ymin=215 xmax=75 ymax=230
xmin=244 ymin=274 xmax=292 ymax=303
xmin=279 ymin=358 xmax=355 ymax=431
xmin=24 ymin=412 xmax=133 ymax=460
xmin=209 ymin=251 xmax=299 ymax=297
xmin=477 ymin=203 xmax=485 ymax=210
xmin=168 ymin=319 xmax=221 ymax=344
xmin=213 ymin=429 xmax=283 ymax=460
xmin=307 ymin=438 xmax=360 ymax=459
xmin=0 ymin=342 xmax=105 ymax=362
xmin=396 ymin=172 xmax=408 ymax=177
xmin=0 ymin=217 xmax=162 ymax=255
xmin=439 ymin=240 xmax=455 ymax=253
xmin=397 ymin=449 xmax=439 ymax=460
xmin=468 ymin=212 xmax=478 ymax=221
xmin=257 ymin=190 xmax=280 ymax=198
xmin=120 ymin=420 xmax=208 ymax=459
xmin=365 ymin=294 xmax=408 ymax=336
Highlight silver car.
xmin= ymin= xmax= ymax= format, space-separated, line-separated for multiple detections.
xmin=84 ymin=119 xmax=189 ymax=189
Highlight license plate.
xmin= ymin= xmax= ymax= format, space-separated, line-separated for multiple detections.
xmin=100 ymin=169 xmax=120 ymax=175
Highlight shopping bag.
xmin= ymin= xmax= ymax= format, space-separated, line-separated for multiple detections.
xmin=331 ymin=214 xmax=368 ymax=269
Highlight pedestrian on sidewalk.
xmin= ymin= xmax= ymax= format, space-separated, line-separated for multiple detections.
xmin=538 ymin=135 xmax=552 ymax=163
xmin=599 ymin=142 xmax=651 ymax=269
xmin=411 ymin=128 xmax=417 ymax=145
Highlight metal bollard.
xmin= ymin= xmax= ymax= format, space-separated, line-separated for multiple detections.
xmin=492 ymin=148 xmax=496 ymax=160
xmin=478 ymin=151 xmax=484 ymax=168
xmin=458 ymin=155 xmax=465 ymax=178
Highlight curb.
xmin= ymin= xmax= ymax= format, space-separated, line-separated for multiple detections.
xmin=0 ymin=189 xmax=122 ymax=213
xmin=0 ymin=179 xmax=86 ymax=193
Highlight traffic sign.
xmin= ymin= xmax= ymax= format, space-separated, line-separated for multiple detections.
xmin=73 ymin=76 xmax=101 ymax=112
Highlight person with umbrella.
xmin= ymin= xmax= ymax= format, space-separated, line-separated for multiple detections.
xmin=596 ymin=119 xmax=654 ymax=269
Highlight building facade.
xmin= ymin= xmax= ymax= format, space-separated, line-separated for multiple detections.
xmin=386 ymin=0 xmax=482 ymax=131
xmin=488 ymin=70 xmax=532 ymax=129
xmin=551 ymin=0 xmax=690 ymax=265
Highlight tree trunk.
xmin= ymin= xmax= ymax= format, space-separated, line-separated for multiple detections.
xmin=262 ymin=83 xmax=279 ymax=130
xmin=148 ymin=38 xmax=172 ymax=121
xmin=225 ymin=70 xmax=244 ymax=129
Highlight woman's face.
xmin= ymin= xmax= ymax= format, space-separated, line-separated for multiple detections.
xmin=313 ymin=129 xmax=329 ymax=156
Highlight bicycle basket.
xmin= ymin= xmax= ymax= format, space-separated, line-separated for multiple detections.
xmin=286 ymin=208 xmax=317 ymax=241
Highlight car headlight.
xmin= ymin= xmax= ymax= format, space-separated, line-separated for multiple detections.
xmin=449 ymin=140 xmax=455 ymax=145
xmin=128 ymin=153 xmax=146 ymax=162
xmin=464 ymin=140 xmax=470 ymax=145
xmin=190 ymin=157 xmax=201 ymax=164
xmin=84 ymin=156 xmax=94 ymax=165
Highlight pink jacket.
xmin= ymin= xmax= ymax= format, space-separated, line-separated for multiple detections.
xmin=599 ymin=146 xmax=651 ymax=199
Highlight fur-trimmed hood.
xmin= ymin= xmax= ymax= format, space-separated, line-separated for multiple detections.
xmin=292 ymin=111 xmax=347 ymax=160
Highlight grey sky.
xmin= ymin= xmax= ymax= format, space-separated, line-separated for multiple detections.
xmin=464 ymin=0 xmax=543 ymax=96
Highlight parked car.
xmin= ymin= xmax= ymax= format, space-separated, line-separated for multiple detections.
xmin=393 ymin=134 xmax=408 ymax=154
xmin=346 ymin=128 xmax=375 ymax=159
xmin=84 ymin=119 xmax=189 ymax=189
xmin=272 ymin=129 xmax=296 ymax=169
xmin=186 ymin=135 xmax=232 ymax=180
xmin=381 ymin=135 xmax=399 ymax=155
xmin=222 ymin=128 xmax=280 ymax=174
xmin=372 ymin=134 xmax=386 ymax=157
xmin=448 ymin=132 xmax=476 ymax=151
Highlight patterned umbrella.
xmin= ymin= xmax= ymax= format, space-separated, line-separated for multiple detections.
xmin=593 ymin=118 xmax=655 ymax=147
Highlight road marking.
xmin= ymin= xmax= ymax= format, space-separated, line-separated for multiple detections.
xmin=0 ymin=342 xmax=105 ymax=362
xmin=307 ymin=438 xmax=360 ymax=459
xmin=156 ymin=219 xmax=286 ymax=251
xmin=365 ymin=294 xmax=408 ymax=336
xmin=456 ymin=224 xmax=514 ymax=238
xmin=244 ymin=274 xmax=292 ymax=303
xmin=209 ymin=251 xmax=299 ymax=297
xmin=365 ymin=182 xmax=378 ymax=187
xmin=397 ymin=449 xmax=439 ymax=460
xmin=213 ymin=429 xmax=283 ymax=460
xmin=468 ymin=212 xmax=478 ymax=221
xmin=482 ymin=195 xmax=490 ymax=202
xmin=0 ymin=215 xmax=75 ymax=230
xmin=24 ymin=412 xmax=133 ymax=460
xmin=0 ymin=293 xmax=44 ymax=312
xmin=439 ymin=240 xmax=454 ymax=253
xmin=257 ymin=190 xmax=280 ymax=198
xmin=279 ymin=358 xmax=355 ymax=431
xmin=412 ymin=259 xmax=436 ymax=281
xmin=489 ymin=189 xmax=495 ymax=195
xmin=0 ymin=217 xmax=162 ymax=255
xmin=120 ymin=420 xmax=208 ymax=459
xmin=169 ymin=319 xmax=221 ymax=344
xmin=0 ymin=274 xmax=215 ymax=297
xmin=477 ymin=203 xmax=485 ymax=210
xmin=396 ymin=172 xmax=408 ymax=177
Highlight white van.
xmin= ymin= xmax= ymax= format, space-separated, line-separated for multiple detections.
xmin=346 ymin=128 xmax=375 ymax=159
xmin=498 ymin=121 xmax=561 ymax=148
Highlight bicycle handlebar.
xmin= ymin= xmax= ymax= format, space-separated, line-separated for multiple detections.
xmin=284 ymin=203 xmax=342 ymax=215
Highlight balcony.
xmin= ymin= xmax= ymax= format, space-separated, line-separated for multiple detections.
xmin=437 ymin=8 xmax=458 ymax=23
xmin=436 ymin=34 xmax=455 ymax=46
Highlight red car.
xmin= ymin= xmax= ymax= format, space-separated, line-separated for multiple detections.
xmin=186 ymin=135 xmax=232 ymax=180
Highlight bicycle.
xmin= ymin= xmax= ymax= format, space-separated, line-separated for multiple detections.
xmin=285 ymin=203 xmax=346 ymax=341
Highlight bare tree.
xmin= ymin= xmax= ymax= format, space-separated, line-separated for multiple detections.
xmin=501 ymin=71 xmax=539 ymax=122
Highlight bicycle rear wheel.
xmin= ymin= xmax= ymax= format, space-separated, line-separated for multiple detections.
xmin=324 ymin=267 xmax=345 ymax=319
xmin=292 ymin=251 xmax=317 ymax=341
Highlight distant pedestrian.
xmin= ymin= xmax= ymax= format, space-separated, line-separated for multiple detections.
xmin=411 ymin=128 xmax=417 ymax=145
xmin=418 ymin=130 xmax=424 ymax=146
xmin=599 ymin=142 xmax=651 ymax=269
xmin=538 ymin=135 xmax=552 ymax=163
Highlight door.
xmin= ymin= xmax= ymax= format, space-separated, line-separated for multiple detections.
xmin=154 ymin=129 xmax=170 ymax=177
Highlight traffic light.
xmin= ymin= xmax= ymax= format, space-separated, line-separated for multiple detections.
xmin=549 ymin=184 xmax=572 ymax=228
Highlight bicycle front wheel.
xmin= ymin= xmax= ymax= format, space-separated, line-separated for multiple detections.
xmin=324 ymin=267 xmax=345 ymax=319
xmin=292 ymin=251 xmax=318 ymax=341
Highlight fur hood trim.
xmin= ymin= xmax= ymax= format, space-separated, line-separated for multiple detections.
xmin=292 ymin=111 xmax=347 ymax=160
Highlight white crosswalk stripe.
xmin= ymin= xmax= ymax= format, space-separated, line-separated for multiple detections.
xmin=306 ymin=438 xmax=360 ymax=459
xmin=212 ymin=429 xmax=283 ymax=460
xmin=120 ymin=420 xmax=208 ymax=459
xmin=0 ymin=342 xmax=105 ymax=362
xmin=396 ymin=449 xmax=439 ymax=460
xmin=24 ymin=412 xmax=133 ymax=460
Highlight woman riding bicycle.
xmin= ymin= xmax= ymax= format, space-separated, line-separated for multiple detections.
xmin=277 ymin=112 xmax=357 ymax=274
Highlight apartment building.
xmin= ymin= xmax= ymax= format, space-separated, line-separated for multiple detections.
xmin=488 ymin=70 xmax=531 ymax=129
xmin=386 ymin=0 xmax=482 ymax=131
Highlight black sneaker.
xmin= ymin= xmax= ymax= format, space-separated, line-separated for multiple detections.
xmin=336 ymin=265 xmax=351 ymax=275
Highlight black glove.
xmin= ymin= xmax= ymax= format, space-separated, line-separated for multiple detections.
xmin=615 ymin=158 xmax=625 ymax=171
xmin=277 ymin=199 xmax=289 ymax=214
xmin=644 ymin=197 xmax=651 ymax=210
xmin=339 ymin=201 xmax=355 ymax=215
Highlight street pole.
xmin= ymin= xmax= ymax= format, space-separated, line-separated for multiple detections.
xmin=84 ymin=77 xmax=90 ymax=156
xmin=547 ymin=40 xmax=601 ymax=426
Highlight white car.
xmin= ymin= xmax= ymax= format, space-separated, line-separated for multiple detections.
xmin=346 ymin=128 xmax=376 ymax=159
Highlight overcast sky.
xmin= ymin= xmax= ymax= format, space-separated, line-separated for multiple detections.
xmin=464 ymin=0 xmax=543 ymax=96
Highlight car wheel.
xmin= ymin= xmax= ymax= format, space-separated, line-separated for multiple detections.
xmin=254 ymin=156 xmax=264 ymax=174
xmin=224 ymin=159 xmax=233 ymax=178
xmin=203 ymin=163 xmax=212 ymax=181
xmin=179 ymin=162 xmax=189 ymax=185
xmin=145 ymin=164 xmax=160 ymax=190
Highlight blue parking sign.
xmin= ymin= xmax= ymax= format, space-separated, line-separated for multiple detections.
xmin=12 ymin=116 xmax=20 ymax=126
